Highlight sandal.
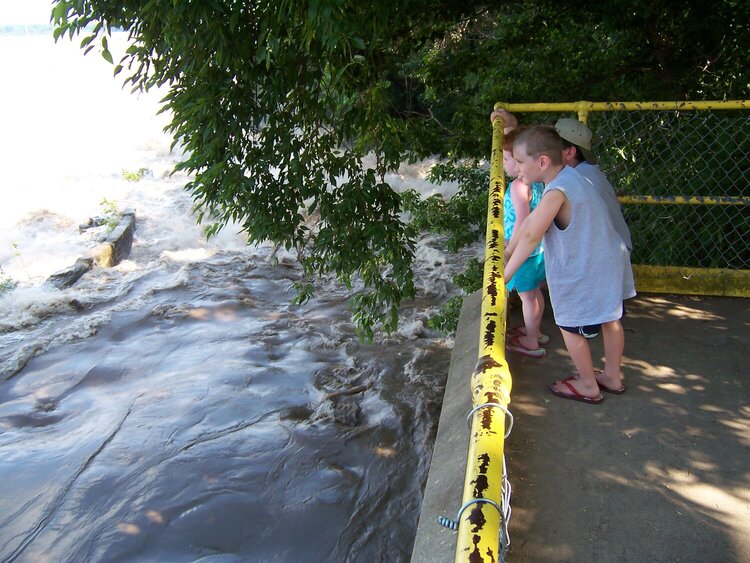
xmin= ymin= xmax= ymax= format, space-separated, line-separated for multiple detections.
xmin=509 ymin=325 xmax=550 ymax=345
xmin=506 ymin=334 xmax=546 ymax=358
xmin=594 ymin=369 xmax=626 ymax=394
xmin=549 ymin=377 xmax=604 ymax=404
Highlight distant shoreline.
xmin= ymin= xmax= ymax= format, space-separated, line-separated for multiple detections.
xmin=0 ymin=23 xmax=101 ymax=36
xmin=0 ymin=24 xmax=53 ymax=36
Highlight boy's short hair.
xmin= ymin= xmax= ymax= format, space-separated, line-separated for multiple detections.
xmin=513 ymin=126 xmax=564 ymax=165
xmin=502 ymin=126 xmax=527 ymax=151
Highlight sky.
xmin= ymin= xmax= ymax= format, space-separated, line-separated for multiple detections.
xmin=0 ymin=0 xmax=53 ymax=25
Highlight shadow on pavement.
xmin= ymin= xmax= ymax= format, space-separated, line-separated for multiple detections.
xmin=506 ymin=294 xmax=750 ymax=562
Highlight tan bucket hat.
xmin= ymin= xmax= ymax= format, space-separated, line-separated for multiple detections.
xmin=555 ymin=117 xmax=597 ymax=164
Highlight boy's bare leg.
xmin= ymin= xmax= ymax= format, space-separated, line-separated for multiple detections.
xmin=598 ymin=320 xmax=625 ymax=390
xmin=517 ymin=289 xmax=542 ymax=349
xmin=552 ymin=330 xmax=600 ymax=397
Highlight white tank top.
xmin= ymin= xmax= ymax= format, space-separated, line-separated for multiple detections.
xmin=542 ymin=166 xmax=636 ymax=326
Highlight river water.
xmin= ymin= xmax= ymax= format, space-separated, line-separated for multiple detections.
xmin=0 ymin=32 xmax=477 ymax=562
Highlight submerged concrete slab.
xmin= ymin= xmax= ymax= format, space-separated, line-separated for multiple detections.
xmin=105 ymin=210 xmax=135 ymax=265
xmin=412 ymin=293 xmax=750 ymax=562
xmin=45 ymin=257 xmax=93 ymax=289
xmin=46 ymin=211 xmax=137 ymax=288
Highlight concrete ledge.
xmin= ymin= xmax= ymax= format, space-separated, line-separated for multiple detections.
xmin=85 ymin=242 xmax=116 ymax=268
xmin=104 ymin=210 xmax=135 ymax=266
xmin=45 ymin=257 xmax=94 ymax=290
xmin=411 ymin=290 xmax=481 ymax=562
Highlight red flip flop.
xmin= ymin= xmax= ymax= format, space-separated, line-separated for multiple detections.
xmin=549 ymin=377 xmax=604 ymax=404
xmin=594 ymin=370 xmax=626 ymax=394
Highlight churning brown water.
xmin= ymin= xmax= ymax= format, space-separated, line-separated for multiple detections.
xmin=0 ymin=31 xmax=477 ymax=562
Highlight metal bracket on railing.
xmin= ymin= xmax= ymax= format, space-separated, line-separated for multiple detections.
xmin=437 ymin=497 xmax=502 ymax=531
xmin=437 ymin=467 xmax=513 ymax=558
xmin=466 ymin=402 xmax=514 ymax=438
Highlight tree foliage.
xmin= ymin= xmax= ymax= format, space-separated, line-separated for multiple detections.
xmin=51 ymin=0 xmax=748 ymax=335
xmin=416 ymin=0 xmax=749 ymax=156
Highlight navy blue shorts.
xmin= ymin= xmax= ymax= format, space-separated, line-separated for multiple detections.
xmin=559 ymin=303 xmax=628 ymax=339
xmin=560 ymin=324 xmax=600 ymax=339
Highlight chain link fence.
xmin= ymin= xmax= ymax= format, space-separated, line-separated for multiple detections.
xmin=589 ymin=109 xmax=750 ymax=271
xmin=497 ymin=101 xmax=750 ymax=294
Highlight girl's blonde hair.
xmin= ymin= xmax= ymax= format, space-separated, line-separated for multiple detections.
xmin=502 ymin=126 xmax=526 ymax=151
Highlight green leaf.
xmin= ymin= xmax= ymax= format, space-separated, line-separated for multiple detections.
xmin=51 ymin=2 xmax=68 ymax=22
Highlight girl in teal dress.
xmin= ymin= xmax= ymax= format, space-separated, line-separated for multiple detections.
xmin=502 ymin=129 xmax=547 ymax=358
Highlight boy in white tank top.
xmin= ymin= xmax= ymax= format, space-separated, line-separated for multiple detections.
xmin=505 ymin=126 xmax=635 ymax=404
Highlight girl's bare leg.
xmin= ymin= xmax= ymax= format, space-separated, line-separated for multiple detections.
xmin=517 ymin=289 xmax=543 ymax=349
xmin=535 ymin=287 xmax=545 ymax=334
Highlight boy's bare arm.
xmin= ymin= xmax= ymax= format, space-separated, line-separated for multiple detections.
xmin=504 ymin=215 xmax=523 ymax=258
xmin=504 ymin=190 xmax=566 ymax=281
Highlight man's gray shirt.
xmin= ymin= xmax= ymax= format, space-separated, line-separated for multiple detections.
xmin=576 ymin=162 xmax=633 ymax=252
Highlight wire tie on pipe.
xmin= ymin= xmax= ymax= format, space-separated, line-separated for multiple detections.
xmin=437 ymin=497 xmax=503 ymax=531
xmin=466 ymin=402 xmax=514 ymax=438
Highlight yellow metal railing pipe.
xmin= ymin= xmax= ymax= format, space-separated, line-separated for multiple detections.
xmin=494 ymin=100 xmax=750 ymax=113
xmin=454 ymin=114 xmax=513 ymax=561
xmin=618 ymin=195 xmax=750 ymax=206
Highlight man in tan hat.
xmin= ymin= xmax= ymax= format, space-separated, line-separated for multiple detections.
xmin=553 ymin=117 xmax=632 ymax=252
xmin=554 ymin=117 xmax=598 ymax=163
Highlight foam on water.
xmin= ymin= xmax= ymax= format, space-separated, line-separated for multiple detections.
xmin=0 ymin=31 xmax=477 ymax=374
xmin=0 ymin=32 xmax=466 ymax=293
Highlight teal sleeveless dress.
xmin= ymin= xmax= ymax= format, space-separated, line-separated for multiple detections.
xmin=504 ymin=181 xmax=546 ymax=292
